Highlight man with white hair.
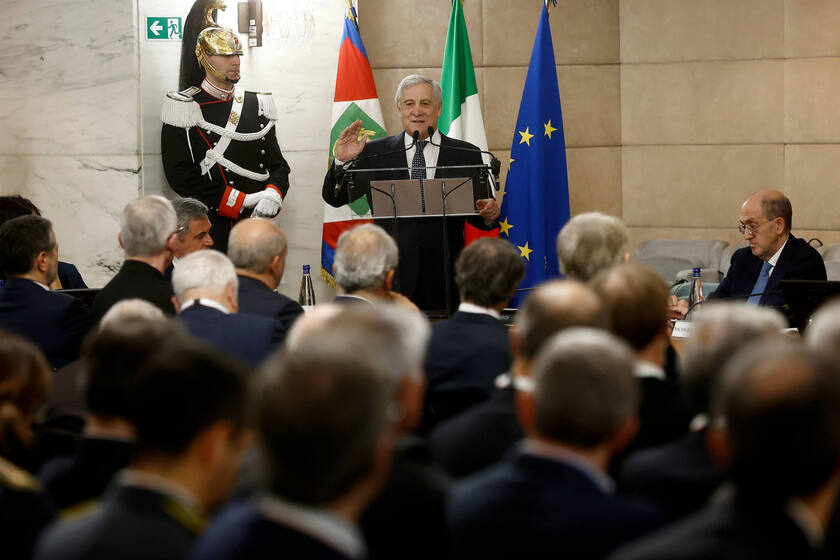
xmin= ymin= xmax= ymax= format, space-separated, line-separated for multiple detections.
xmin=556 ymin=212 xmax=629 ymax=282
xmin=92 ymin=196 xmax=179 ymax=320
xmin=323 ymin=74 xmax=500 ymax=312
xmin=173 ymin=249 xmax=282 ymax=366
xmin=227 ymin=218 xmax=303 ymax=332
xmin=332 ymin=223 xmax=403 ymax=306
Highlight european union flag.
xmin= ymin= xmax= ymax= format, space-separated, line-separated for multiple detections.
xmin=499 ymin=2 xmax=570 ymax=305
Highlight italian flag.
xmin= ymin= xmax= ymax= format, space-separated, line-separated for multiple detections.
xmin=321 ymin=4 xmax=386 ymax=288
xmin=439 ymin=0 xmax=498 ymax=245
xmin=438 ymin=0 xmax=489 ymax=158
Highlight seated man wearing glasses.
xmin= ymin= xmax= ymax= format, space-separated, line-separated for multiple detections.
xmin=708 ymin=190 xmax=825 ymax=320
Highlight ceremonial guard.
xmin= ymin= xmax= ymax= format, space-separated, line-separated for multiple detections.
xmin=161 ymin=0 xmax=290 ymax=252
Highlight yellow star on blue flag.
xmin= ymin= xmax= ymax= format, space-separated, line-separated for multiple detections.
xmin=499 ymin=3 xmax=569 ymax=307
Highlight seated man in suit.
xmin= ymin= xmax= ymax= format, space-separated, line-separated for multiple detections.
xmin=613 ymin=340 xmax=840 ymax=560
xmin=40 ymin=307 xmax=172 ymax=511
xmin=323 ymin=74 xmax=499 ymax=312
xmin=191 ymin=310 xmax=398 ymax=560
xmin=449 ymin=328 xmax=667 ymax=559
xmin=333 ymin=223 xmax=416 ymax=309
xmin=166 ymin=197 xmax=214 ymax=279
xmin=591 ymin=263 xmax=693 ymax=456
xmin=709 ymin=190 xmax=826 ymax=319
xmin=34 ymin=332 xmax=250 ymax=560
xmin=0 ymin=195 xmax=87 ymax=289
xmin=619 ymin=302 xmax=786 ymax=519
xmin=429 ymin=280 xmax=606 ymax=478
xmin=422 ymin=237 xmax=524 ymax=431
xmin=227 ymin=218 xmax=303 ymax=333
xmin=92 ymin=196 xmax=179 ymax=320
xmin=0 ymin=215 xmax=92 ymax=369
xmin=173 ymin=249 xmax=284 ymax=366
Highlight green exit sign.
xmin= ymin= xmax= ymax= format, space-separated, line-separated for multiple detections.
xmin=146 ymin=17 xmax=182 ymax=40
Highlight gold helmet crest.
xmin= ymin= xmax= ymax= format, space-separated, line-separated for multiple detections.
xmin=195 ymin=1 xmax=243 ymax=83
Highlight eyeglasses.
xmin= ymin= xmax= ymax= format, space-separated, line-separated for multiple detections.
xmin=738 ymin=220 xmax=768 ymax=236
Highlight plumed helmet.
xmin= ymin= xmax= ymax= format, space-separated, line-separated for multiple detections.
xmin=178 ymin=0 xmax=243 ymax=90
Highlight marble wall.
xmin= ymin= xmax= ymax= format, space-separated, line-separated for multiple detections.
xmin=0 ymin=0 xmax=140 ymax=287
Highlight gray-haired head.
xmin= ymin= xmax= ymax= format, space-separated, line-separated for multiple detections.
xmin=228 ymin=218 xmax=287 ymax=274
xmin=394 ymin=74 xmax=442 ymax=107
xmin=254 ymin=321 xmax=395 ymax=505
xmin=712 ymin=339 xmax=840 ymax=500
xmin=171 ymin=198 xmax=209 ymax=241
xmin=172 ymin=249 xmax=238 ymax=302
xmin=805 ymin=299 xmax=840 ymax=359
xmin=456 ymin=238 xmax=525 ymax=308
xmin=531 ymin=328 xmax=639 ymax=447
xmin=556 ymin=212 xmax=629 ymax=282
xmin=120 ymin=196 xmax=177 ymax=257
xmin=334 ymin=224 xmax=399 ymax=293
xmin=515 ymin=280 xmax=607 ymax=360
xmin=681 ymin=302 xmax=786 ymax=415
xmin=99 ymin=299 xmax=166 ymax=331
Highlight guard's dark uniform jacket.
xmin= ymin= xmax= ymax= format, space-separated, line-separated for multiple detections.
xmin=161 ymin=81 xmax=290 ymax=252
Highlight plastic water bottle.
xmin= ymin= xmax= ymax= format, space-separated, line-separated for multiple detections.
xmin=688 ymin=266 xmax=705 ymax=311
xmin=298 ymin=264 xmax=316 ymax=311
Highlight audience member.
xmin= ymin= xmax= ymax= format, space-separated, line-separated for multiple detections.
xmin=190 ymin=311 xmax=398 ymax=560
xmin=613 ymin=340 xmax=840 ymax=559
xmin=92 ymin=196 xmax=178 ymax=319
xmin=173 ymin=249 xmax=284 ymax=366
xmin=34 ymin=335 xmax=250 ymax=560
xmin=166 ymin=197 xmax=214 ymax=278
xmin=429 ymin=280 xmax=606 ymax=478
xmin=0 ymin=195 xmax=87 ymax=289
xmin=556 ymin=212 xmax=629 ymax=282
xmin=332 ymin=223 xmax=416 ymax=309
xmin=228 ymin=218 xmax=303 ymax=332
xmin=591 ymin=263 xmax=692 ymax=455
xmin=707 ymin=190 xmax=825 ymax=321
xmin=0 ymin=332 xmax=55 ymax=560
xmin=619 ymin=302 xmax=786 ymax=519
xmin=450 ymin=328 xmax=666 ymax=559
xmin=0 ymin=215 xmax=92 ymax=369
xmin=804 ymin=299 xmax=840 ymax=356
xmin=40 ymin=312 xmax=175 ymax=511
xmin=422 ymin=238 xmax=523 ymax=432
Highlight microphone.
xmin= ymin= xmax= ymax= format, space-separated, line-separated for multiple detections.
xmin=334 ymin=130 xmax=421 ymax=198
xmin=426 ymin=127 xmax=502 ymax=195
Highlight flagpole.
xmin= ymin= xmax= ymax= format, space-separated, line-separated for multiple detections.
xmin=544 ymin=0 xmax=557 ymax=15
xmin=345 ymin=0 xmax=358 ymax=29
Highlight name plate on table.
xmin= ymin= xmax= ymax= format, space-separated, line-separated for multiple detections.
xmin=671 ymin=320 xmax=695 ymax=339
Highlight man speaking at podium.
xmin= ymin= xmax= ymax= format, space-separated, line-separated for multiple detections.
xmin=323 ymin=74 xmax=500 ymax=313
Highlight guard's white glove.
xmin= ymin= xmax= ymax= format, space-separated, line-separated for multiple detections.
xmin=242 ymin=188 xmax=283 ymax=217
xmin=253 ymin=196 xmax=282 ymax=218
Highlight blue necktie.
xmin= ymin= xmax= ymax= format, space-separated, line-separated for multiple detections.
xmin=747 ymin=261 xmax=772 ymax=305
xmin=411 ymin=140 xmax=428 ymax=210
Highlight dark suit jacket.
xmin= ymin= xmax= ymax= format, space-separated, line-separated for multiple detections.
xmin=422 ymin=311 xmax=512 ymax=430
xmin=91 ymin=260 xmax=175 ymax=321
xmin=449 ymin=447 xmax=667 ymax=559
xmin=618 ymin=430 xmax=722 ymax=520
xmin=40 ymin=437 xmax=134 ymax=510
xmin=322 ymin=132 xmax=494 ymax=311
xmin=236 ymin=275 xmax=303 ymax=335
xmin=0 ymin=456 xmax=55 ymax=560
xmin=34 ymin=484 xmax=203 ymax=560
xmin=177 ymin=303 xmax=281 ymax=367
xmin=190 ymin=501 xmax=353 ymax=560
xmin=57 ymin=262 xmax=87 ymax=289
xmin=710 ymin=234 xmax=826 ymax=319
xmin=428 ymin=388 xmax=523 ymax=479
xmin=361 ymin=436 xmax=452 ymax=560
xmin=0 ymin=277 xmax=92 ymax=369
xmin=610 ymin=493 xmax=821 ymax=560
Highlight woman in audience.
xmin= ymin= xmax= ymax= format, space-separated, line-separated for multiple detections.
xmin=0 ymin=330 xmax=55 ymax=558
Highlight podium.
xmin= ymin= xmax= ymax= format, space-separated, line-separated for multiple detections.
xmin=341 ymin=163 xmax=494 ymax=316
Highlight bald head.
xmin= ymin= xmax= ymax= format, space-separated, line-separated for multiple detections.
xmin=515 ymin=280 xmax=607 ymax=360
xmin=738 ymin=190 xmax=791 ymax=262
xmin=741 ymin=190 xmax=791 ymax=233
xmin=228 ymin=218 xmax=287 ymax=282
